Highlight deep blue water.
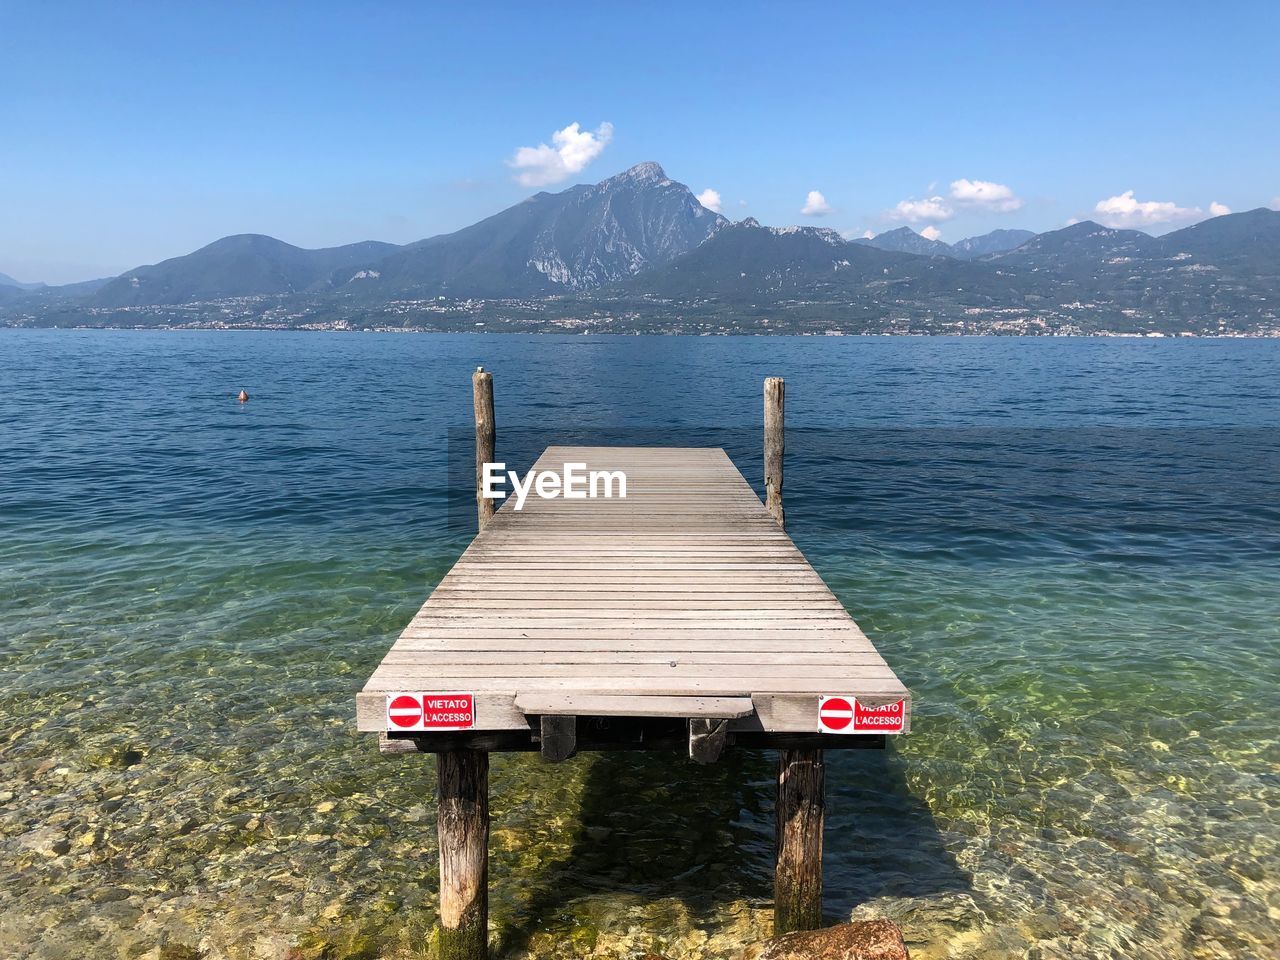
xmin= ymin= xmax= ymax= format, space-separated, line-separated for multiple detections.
xmin=0 ymin=331 xmax=1276 ymax=960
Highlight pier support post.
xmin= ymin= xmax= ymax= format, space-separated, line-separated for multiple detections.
xmin=766 ymin=376 xmax=825 ymax=932
xmin=473 ymin=367 xmax=496 ymax=533
xmin=775 ymin=748 xmax=825 ymax=933
xmin=437 ymin=749 xmax=489 ymax=960
xmin=539 ymin=715 xmax=577 ymax=762
xmin=764 ymin=377 xmax=784 ymax=527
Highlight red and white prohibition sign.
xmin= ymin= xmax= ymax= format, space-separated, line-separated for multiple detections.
xmin=387 ymin=694 xmax=424 ymax=729
xmin=818 ymin=696 xmax=855 ymax=731
xmin=384 ymin=692 xmax=476 ymax=732
xmin=818 ymin=695 xmax=906 ymax=734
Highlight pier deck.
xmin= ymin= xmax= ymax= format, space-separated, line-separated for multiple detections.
xmin=355 ymin=375 xmax=914 ymax=954
xmin=357 ymin=445 xmax=910 ymax=748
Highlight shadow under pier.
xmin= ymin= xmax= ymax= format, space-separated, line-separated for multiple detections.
xmin=822 ymin=747 xmax=971 ymax=918
xmin=496 ymin=740 xmax=970 ymax=954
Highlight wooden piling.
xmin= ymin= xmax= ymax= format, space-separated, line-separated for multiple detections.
xmin=764 ymin=377 xmax=784 ymax=527
xmin=766 ymin=375 xmax=825 ymax=933
xmin=473 ymin=367 xmax=496 ymax=533
xmin=775 ymin=748 xmax=825 ymax=934
xmin=539 ymin=715 xmax=577 ymax=762
xmin=437 ymin=749 xmax=489 ymax=960
xmin=688 ymin=718 xmax=730 ymax=764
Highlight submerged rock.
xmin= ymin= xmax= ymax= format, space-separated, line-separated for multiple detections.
xmin=739 ymin=920 xmax=910 ymax=960
xmin=16 ymin=825 xmax=71 ymax=858
xmin=850 ymin=893 xmax=988 ymax=953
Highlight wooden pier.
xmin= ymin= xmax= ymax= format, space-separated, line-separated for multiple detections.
xmin=356 ymin=373 xmax=911 ymax=958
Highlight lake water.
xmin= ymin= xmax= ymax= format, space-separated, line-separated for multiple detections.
xmin=0 ymin=330 xmax=1276 ymax=960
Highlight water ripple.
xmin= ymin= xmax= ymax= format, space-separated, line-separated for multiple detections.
xmin=0 ymin=331 xmax=1276 ymax=959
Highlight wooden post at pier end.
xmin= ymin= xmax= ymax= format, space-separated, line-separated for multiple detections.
xmin=764 ymin=377 xmax=785 ymax=527
xmin=437 ymin=366 xmax=494 ymax=959
xmin=766 ymin=375 xmax=825 ymax=934
xmin=437 ymin=749 xmax=489 ymax=960
xmin=473 ymin=367 xmax=496 ymax=533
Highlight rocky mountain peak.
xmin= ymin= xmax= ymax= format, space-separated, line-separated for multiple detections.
xmin=855 ymin=226 xmax=952 ymax=257
xmin=615 ymin=161 xmax=666 ymax=182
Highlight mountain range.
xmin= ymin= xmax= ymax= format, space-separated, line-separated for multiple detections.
xmin=3 ymin=163 xmax=1278 ymax=335
xmin=853 ymin=226 xmax=1035 ymax=259
xmin=0 ymin=272 xmax=46 ymax=291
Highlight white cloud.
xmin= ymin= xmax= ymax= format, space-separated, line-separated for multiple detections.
xmin=1093 ymin=190 xmax=1200 ymax=228
xmin=1271 ymin=197 xmax=1280 ymax=211
xmin=888 ymin=196 xmax=954 ymax=223
xmin=1065 ymin=217 xmax=1081 ymax=226
xmin=920 ymin=225 xmax=943 ymax=241
xmin=862 ymin=229 xmax=875 ymax=239
xmin=508 ymin=121 xmax=614 ymax=187
xmin=696 ymin=188 xmax=723 ymax=213
xmin=950 ymin=178 xmax=1023 ymax=212
xmin=801 ymin=190 xmax=833 ymax=217
xmin=1209 ymin=201 xmax=1231 ymax=217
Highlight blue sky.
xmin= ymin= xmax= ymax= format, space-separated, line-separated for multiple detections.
xmin=2 ymin=1 xmax=1278 ymax=283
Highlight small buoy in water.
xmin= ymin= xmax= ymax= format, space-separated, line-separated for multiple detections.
xmin=237 ymin=389 xmax=249 ymax=402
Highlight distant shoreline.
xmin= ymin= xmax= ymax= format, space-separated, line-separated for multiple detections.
xmin=3 ymin=324 xmax=1277 ymax=339
xmin=5 ymin=178 xmax=1279 ymax=339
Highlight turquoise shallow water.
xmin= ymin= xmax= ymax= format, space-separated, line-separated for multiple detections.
xmin=0 ymin=331 xmax=1277 ymax=959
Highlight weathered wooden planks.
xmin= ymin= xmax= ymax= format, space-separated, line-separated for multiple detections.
xmin=357 ymin=446 xmax=910 ymax=740
xmin=514 ymin=693 xmax=754 ymax=718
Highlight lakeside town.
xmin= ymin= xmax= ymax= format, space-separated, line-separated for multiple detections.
xmin=5 ymin=292 xmax=1278 ymax=337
